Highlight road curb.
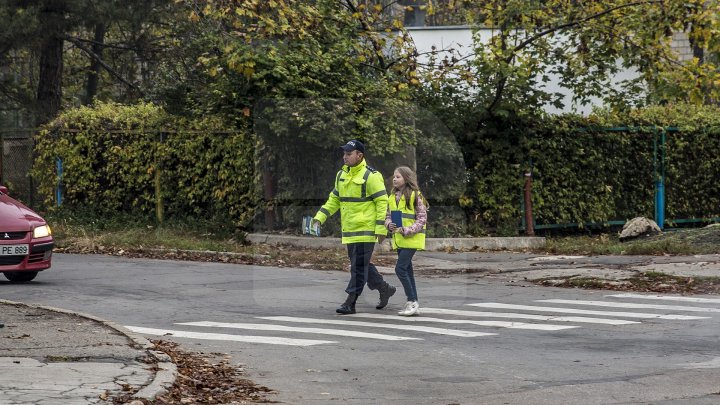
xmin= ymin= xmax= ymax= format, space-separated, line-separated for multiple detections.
xmin=247 ymin=233 xmax=546 ymax=251
xmin=0 ymin=299 xmax=177 ymax=402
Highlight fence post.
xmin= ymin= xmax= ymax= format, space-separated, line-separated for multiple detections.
xmin=523 ymin=169 xmax=535 ymax=236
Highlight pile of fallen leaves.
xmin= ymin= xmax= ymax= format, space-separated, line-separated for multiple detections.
xmin=112 ymin=340 xmax=274 ymax=405
xmin=57 ymin=243 xmax=397 ymax=272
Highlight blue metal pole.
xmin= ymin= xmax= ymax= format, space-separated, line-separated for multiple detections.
xmin=55 ymin=157 xmax=63 ymax=207
xmin=653 ymin=129 xmax=665 ymax=229
xmin=659 ymin=130 xmax=666 ymax=228
xmin=656 ymin=181 xmax=664 ymax=229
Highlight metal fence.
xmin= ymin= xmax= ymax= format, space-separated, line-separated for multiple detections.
xmin=0 ymin=128 xmax=36 ymax=208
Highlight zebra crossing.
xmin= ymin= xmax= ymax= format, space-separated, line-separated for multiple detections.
xmin=125 ymin=293 xmax=718 ymax=347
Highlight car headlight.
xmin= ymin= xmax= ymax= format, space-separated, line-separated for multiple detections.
xmin=33 ymin=225 xmax=52 ymax=238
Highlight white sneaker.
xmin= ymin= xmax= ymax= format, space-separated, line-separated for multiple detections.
xmin=406 ymin=301 xmax=419 ymax=316
xmin=398 ymin=301 xmax=413 ymax=316
xmin=398 ymin=301 xmax=419 ymax=316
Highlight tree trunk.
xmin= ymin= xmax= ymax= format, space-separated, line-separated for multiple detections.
xmin=36 ymin=0 xmax=67 ymax=125
xmin=36 ymin=36 xmax=64 ymax=124
xmin=83 ymin=23 xmax=106 ymax=105
xmin=692 ymin=45 xmax=704 ymax=64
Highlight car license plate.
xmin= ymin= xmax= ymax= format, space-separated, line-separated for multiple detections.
xmin=0 ymin=244 xmax=29 ymax=256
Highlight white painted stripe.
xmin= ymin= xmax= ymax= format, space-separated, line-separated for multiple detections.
xmin=126 ymin=326 xmax=335 ymax=346
xmin=421 ymin=308 xmax=639 ymax=325
xmin=607 ymin=293 xmax=720 ymax=305
xmin=467 ymin=303 xmax=709 ymax=320
xmin=254 ymin=317 xmax=496 ymax=338
xmin=539 ymin=299 xmax=720 ymax=313
xmin=347 ymin=313 xmax=578 ymax=331
xmin=176 ymin=322 xmax=418 ymax=341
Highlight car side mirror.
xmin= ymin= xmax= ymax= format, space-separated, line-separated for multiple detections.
xmin=0 ymin=186 xmax=8 ymax=194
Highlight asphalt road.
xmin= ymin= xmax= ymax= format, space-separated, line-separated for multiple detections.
xmin=2 ymin=253 xmax=720 ymax=404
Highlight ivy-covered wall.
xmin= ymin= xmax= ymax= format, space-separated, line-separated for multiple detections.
xmin=32 ymin=102 xmax=257 ymax=226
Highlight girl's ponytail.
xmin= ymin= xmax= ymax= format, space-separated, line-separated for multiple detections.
xmin=418 ymin=191 xmax=429 ymax=210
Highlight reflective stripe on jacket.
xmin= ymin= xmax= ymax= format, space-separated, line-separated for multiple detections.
xmin=314 ymin=159 xmax=388 ymax=244
xmin=389 ymin=190 xmax=426 ymax=250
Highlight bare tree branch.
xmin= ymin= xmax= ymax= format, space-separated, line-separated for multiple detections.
xmin=381 ymin=0 xmax=403 ymax=15
xmin=441 ymin=0 xmax=667 ymax=68
xmin=0 ymin=81 xmax=36 ymax=108
xmin=64 ymin=36 xmax=143 ymax=95
xmin=511 ymin=0 xmax=665 ymax=57
xmin=488 ymin=20 xmax=510 ymax=113
xmin=65 ymin=35 xmax=151 ymax=52
xmin=343 ymin=0 xmax=388 ymax=71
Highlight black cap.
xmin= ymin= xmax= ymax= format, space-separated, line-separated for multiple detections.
xmin=340 ymin=139 xmax=365 ymax=153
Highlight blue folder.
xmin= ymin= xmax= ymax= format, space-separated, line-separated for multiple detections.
xmin=391 ymin=210 xmax=403 ymax=228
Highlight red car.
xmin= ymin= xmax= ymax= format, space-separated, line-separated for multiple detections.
xmin=0 ymin=185 xmax=54 ymax=282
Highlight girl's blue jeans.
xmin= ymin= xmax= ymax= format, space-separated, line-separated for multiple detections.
xmin=395 ymin=248 xmax=418 ymax=301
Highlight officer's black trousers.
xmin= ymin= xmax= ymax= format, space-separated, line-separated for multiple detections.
xmin=345 ymin=242 xmax=385 ymax=295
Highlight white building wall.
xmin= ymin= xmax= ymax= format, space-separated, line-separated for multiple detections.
xmin=671 ymin=32 xmax=695 ymax=61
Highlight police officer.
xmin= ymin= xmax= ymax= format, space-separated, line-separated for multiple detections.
xmin=313 ymin=140 xmax=396 ymax=314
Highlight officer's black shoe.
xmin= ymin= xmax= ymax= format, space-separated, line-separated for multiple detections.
xmin=336 ymin=303 xmax=356 ymax=314
xmin=376 ymin=283 xmax=396 ymax=309
xmin=336 ymin=293 xmax=358 ymax=315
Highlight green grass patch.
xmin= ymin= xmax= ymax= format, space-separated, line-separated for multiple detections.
xmin=45 ymin=209 xmax=360 ymax=270
xmin=47 ymin=210 xmax=248 ymax=253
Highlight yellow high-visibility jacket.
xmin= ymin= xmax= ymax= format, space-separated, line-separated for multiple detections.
xmin=314 ymin=159 xmax=388 ymax=244
xmin=388 ymin=190 xmax=426 ymax=250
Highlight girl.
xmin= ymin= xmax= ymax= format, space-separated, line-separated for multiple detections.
xmin=385 ymin=166 xmax=428 ymax=316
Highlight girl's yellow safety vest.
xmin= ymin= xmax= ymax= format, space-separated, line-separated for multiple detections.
xmin=389 ymin=190 xmax=426 ymax=250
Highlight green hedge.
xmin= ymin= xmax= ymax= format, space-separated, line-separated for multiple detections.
xmin=454 ymin=105 xmax=720 ymax=233
xmin=32 ymin=102 xmax=257 ymax=226
xmin=528 ymin=126 xmax=655 ymax=226
xmin=32 ymin=101 xmax=720 ymax=235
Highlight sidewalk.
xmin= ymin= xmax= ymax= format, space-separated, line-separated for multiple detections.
xmin=0 ymin=300 xmax=175 ymax=405
xmin=248 ymin=233 xmax=720 ymax=283
xmin=380 ymin=251 xmax=720 ymax=288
